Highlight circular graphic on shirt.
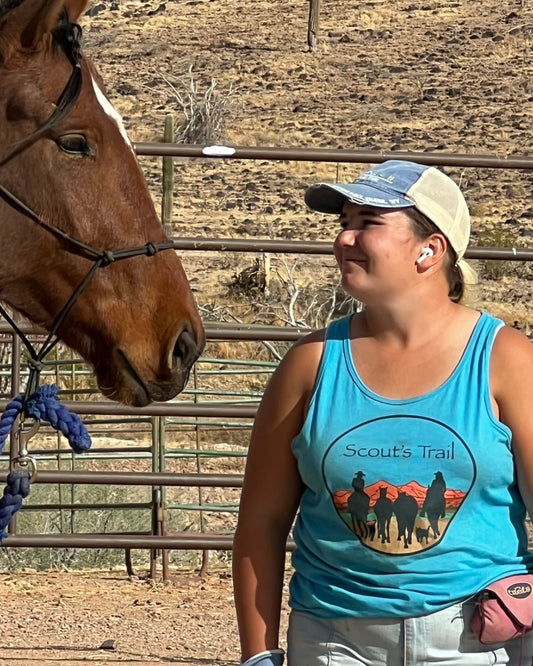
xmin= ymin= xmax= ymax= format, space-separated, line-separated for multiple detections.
xmin=322 ymin=415 xmax=475 ymax=555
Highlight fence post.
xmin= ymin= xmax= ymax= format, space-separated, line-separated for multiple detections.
xmin=150 ymin=416 xmax=161 ymax=579
xmin=159 ymin=415 xmax=170 ymax=582
xmin=7 ymin=332 xmax=21 ymax=538
xmin=307 ymin=0 xmax=321 ymax=51
xmin=161 ymin=114 xmax=174 ymax=236
xmin=158 ymin=116 xmax=174 ymax=579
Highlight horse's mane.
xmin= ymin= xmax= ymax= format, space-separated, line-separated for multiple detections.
xmin=54 ymin=12 xmax=83 ymax=65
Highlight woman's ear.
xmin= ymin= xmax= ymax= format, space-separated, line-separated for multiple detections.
xmin=415 ymin=234 xmax=447 ymax=269
xmin=415 ymin=247 xmax=434 ymax=265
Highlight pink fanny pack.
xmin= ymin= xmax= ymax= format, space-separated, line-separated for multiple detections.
xmin=470 ymin=574 xmax=533 ymax=644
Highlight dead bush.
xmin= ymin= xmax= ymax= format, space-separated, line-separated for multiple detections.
xmin=164 ymin=66 xmax=235 ymax=144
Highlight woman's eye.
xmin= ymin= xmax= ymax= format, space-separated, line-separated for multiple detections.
xmin=56 ymin=134 xmax=92 ymax=155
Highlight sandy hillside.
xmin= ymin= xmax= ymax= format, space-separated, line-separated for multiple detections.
xmin=84 ymin=0 xmax=533 ymax=329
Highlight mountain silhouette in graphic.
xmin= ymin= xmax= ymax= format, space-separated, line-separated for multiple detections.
xmin=333 ymin=480 xmax=466 ymax=511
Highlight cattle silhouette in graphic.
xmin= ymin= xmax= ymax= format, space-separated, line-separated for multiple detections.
xmin=393 ymin=492 xmax=418 ymax=548
xmin=420 ymin=472 xmax=446 ymax=538
xmin=373 ymin=487 xmax=393 ymax=544
xmin=347 ymin=472 xmax=370 ymax=539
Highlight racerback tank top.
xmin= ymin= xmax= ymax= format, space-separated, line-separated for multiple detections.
xmin=289 ymin=312 xmax=533 ymax=618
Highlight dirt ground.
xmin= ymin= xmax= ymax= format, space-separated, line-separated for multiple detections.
xmin=1 ymin=0 xmax=533 ymax=663
xmin=0 ymin=567 xmax=291 ymax=665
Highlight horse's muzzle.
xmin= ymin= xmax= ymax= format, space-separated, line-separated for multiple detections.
xmin=108 ymin=327 xmax=202 ymax=407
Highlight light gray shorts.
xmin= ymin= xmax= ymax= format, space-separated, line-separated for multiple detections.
xmin=287 ymin=599 xmax=533 ymax=666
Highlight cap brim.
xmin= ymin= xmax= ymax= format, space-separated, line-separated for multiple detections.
xmin=304 ymin=182 xmax=414 ymax=214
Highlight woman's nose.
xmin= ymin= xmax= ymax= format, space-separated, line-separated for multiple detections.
xmin=337 ymin=228 xmax=359 ymax=247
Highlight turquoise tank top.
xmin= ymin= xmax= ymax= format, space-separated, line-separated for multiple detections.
xmin=289 ymin=312 xmax=533 ymax=618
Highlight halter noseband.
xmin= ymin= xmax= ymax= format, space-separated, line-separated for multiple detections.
xmin=0 ymin=15 xmax=175 ymax=401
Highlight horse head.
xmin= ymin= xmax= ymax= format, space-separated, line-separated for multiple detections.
xmin=0 ymin=0 xmax=205 ymax=406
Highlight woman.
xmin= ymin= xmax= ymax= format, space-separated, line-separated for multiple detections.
xmin=233 ymin=160 xmax=533 ymax=665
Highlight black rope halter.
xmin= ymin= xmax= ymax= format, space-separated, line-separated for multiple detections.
xmin=0 ymin=12 xmax=176 ymax=402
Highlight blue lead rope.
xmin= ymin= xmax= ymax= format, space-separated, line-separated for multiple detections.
xmin=0 ymin=470 xmax=30 ymax=541
xmin=0 ymin=384 xmax=91 ymax=543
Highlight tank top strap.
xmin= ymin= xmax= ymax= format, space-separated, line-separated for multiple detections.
xmin=454 ymin=311 xmax=504 ymax=379
xmin=313 ymin=315 xmax=352 ymax=385
xmin=325 ymin=314 xmax=351 ymax=342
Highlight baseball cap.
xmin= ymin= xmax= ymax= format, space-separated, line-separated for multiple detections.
xmin=304 ymin=160 xmax=470 ymax=261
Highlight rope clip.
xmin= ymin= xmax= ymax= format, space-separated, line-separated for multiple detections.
xmin=17 ymin=418 xmax=41 ymax=451
xmin=12 ymin=419 xmax=40 ymax=482
xmin=11 ymin=454 xmax=37 ymax=482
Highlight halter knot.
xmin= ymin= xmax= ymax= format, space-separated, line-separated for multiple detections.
xmin=102 ymin=250 xmax=115 ymax=265
xmin=27 ymin=358 xmax=45 ymax=373
xmin=145 ymin=242 xmax=158 ymax=256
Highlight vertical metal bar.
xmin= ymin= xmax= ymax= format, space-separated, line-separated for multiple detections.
xmin=160 ymin=114 xmax=173 ymax=579
xmin=195 ymin=362 xmax=209 ymax=576
xmin=160 ymin=415 xmax=169 ymax=581
xmin=150 ymin=415 xmax=160 ymax=579
xmin=161 ymin=114 xmax=174 ymax=237
xmin=7 ymin=332 xmax=21 ymax=536
xmin=55 ymin=346 xmax=66 ymax=535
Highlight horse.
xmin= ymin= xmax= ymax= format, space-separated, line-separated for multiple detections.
xmin=420 ymin=472 xmax=447 ymax=539
xmin=0 ymin=0 xmax=205 ymax=406
xmin=392 ymin=492 xmax=418 ymax=549
xmin=373 ymin=487 xmax=393 ymax=544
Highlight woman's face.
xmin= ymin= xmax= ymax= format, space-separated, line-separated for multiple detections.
xmin=333 ymin=202 xmax=423 ymax=303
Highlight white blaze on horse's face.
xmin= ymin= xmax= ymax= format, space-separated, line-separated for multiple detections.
xmin=91 ymin=76 xmax=134 ymax=151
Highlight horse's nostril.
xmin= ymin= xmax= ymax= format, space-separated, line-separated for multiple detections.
xmin=173 ymin=328 xmax=198 ymax=369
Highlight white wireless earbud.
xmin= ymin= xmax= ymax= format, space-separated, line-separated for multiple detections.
xmin=416 ymin=247 xmax=434 ymax=264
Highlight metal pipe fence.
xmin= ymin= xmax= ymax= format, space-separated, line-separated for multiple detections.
xmin=0 ymin=141 xmax=532 ymax=578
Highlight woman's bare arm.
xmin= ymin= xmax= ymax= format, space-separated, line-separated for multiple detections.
xmin=232 ymin=332 xmax=324 ymax=662
xmin=491 ymin=326 xmax=533 ymax=515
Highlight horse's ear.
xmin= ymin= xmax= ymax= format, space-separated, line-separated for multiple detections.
xmin=0 ymin=0 xmax=89 ymax=55
xmin=21 ymin=0 xmax=89 ymax=47
xmin=62 ymin=0 xmax=90 ymax=23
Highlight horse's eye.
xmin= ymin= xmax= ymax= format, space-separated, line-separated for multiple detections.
xmin=56 ymin=134 xmax=91 ymax=155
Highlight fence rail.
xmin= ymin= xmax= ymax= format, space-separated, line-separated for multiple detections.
xmin=133 ymin=142 xmax=533 ymax=169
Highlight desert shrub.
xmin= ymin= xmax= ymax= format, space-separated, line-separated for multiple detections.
xmin=228 ymin=258 xmax=267 ymax=297
xmin=0 ymin=482 xmax=153 ymax=571
xmin=477 ymin=227 xmax=532 ymax=281
xmin=164 ymin=66 xmax=235 ymax=145
xmin=227 ymin=255 xmax=360 ymax=331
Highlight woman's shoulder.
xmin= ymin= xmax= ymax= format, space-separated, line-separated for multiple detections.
xmin=284 ymin=327 xmax=326 ymax=375
xmin=488 ymin=322 xmax=533 ymax=435
xmin=490 ymin=321 xmax=533 ymax=396
xmin=492 ymin=322 xmax=533 ymax=361
xmin=290 ymin=314 xmax=354 ymax=357
xmin=276 ymin=317 xmax=348 ymax=385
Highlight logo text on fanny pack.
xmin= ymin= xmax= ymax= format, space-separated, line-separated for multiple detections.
xmin=506 ymin=583 xmax=532 ymax=599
